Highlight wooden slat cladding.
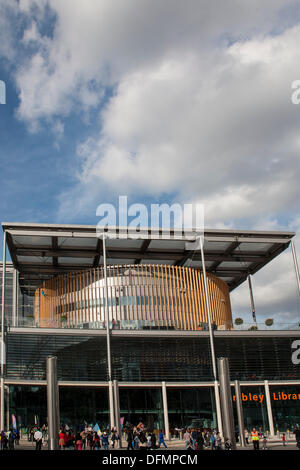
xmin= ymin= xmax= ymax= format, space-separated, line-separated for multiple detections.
xmin=34 ymin=265 xmax=233 ymax=330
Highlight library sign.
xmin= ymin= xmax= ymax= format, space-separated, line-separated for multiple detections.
xmin=233 ymin=392 xmax=300 ymax=403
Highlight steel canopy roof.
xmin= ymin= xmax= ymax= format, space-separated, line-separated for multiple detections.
xmin=1 ymin=222 xmax=295 ymax=293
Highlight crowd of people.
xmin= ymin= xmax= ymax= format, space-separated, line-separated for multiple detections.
xmin=2 ymin=422 xmax=300 ymax=450
xmin=0 ymin=429 xmax=20 ymax=450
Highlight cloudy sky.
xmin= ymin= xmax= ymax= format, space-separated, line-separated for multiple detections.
xmin=0 ymin=0 xmax=300 ymax=325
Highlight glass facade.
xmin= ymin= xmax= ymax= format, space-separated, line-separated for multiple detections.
xmin=120 ymin=389 xmax=164 ymax=430
xmin=167 ymin=387 xmax=216 ymax=430
xmin=6 ymin=333 xmax=300 ymax=382
xmin=270 ymin=385 xmax=300 ymax=431
xmin=9 ymin=386 xmax=109 ymax=430
xmin=9 ymin=384 xmax=300 ymax=432
xmin=233 ymin=386 xmax=269 ymax=433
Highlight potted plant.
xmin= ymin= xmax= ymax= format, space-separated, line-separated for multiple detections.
xmin=249 ymin=325 xmax=258 ymax=331
xmin=265 ymin=318 xmax=273 ymax=327
xmin=234 ymin=318 xmax=244 ymax=326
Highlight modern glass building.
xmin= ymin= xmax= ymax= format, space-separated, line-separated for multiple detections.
xmin=1 ymin=222 xmax=300 ymax=434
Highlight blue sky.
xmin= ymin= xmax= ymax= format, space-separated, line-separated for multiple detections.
xmin=1 ymin=0 xmax=300 ymax=324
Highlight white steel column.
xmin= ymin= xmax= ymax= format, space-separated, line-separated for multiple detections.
xmin=5 ymin=385 xmax=9 ymax=431
xmin=199 ymin=236 xmax=217 ymax=380
xmin=199 ymin=236 xmax=223 ymax=435
xmin=108 ymin=380 xmax=115 ymax=429
xmin=46 ymin=356 xmax=60 ymax=450
xmin=1 ymin=230 xmax=7 ymax=431
xmin=162 ymin=381 xmax=170 ymax=440
xmin=264 ymin=380 xmax=275 ymax=437
xmin=103 ymin=233 xmax=115 ymax=429
xmin=234 ymin=380 xmax=245 ymax=447
xmin=113 ymin=380 xmax=121 ymax=447
xmin=12 ymin=269 xmax=17 ymax=328
xmin=291 ymin=241 xmax=300 ymax=298
xmin=214 ymin=381 xmax=223 ymax=437
xmin=247 ymin=274 xmax=257 ymax=327
xmin=218 ymin=357 xmax=236 ymax=449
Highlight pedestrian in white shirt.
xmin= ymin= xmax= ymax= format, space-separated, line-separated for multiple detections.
xmin=34 ymin=429 xmax=43 ymax=451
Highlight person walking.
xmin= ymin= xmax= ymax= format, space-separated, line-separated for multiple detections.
xmin=251 ymin=428 xmax=260 ymax=450
xmin=244 ymin=428 xmax=249 ymax=445
xmin=34 ymin=428 xmax=43 ymax=451
xmin=282 ymin=433 xmax=286 ymax=447
xmin=158 ymin=429 xmax=167 ymax=448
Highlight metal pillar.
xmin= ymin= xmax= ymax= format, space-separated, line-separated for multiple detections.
xmin=103 ymin=233 xmax=115 ymax=429
xmin=1 ymin=230 xmax=7 ymax=431
xmin=109 ymin=381 xmax=115 ymax=430
xmin=162 ymin=381 xmax=170 ymax=440
xmin=218 ymin=357 xmax=236 ymax=449
xmin=291 ymin=241 xmax=300 ymax=298
xmin=200 ymin=237 xmax=223 ymax=434
xmin=264 ymin=380 xmax=275 ymax=437
xmin=46 ymin=356 xmax=60 ymax=450
xmin=199 ymin=236 xmax=217 ymax=380
xmin=247 ymin=274 xmax=257 ymax=326
xmin=12 ymin=269 xmax=17 ymax=328
xmin=113 ymin=380 xmax=122 ymax=447
xmin=38 ymin=288 xmax=40 ymax=327
xmin=234 ymin=380 xmax=245 ymax=447
xmin=5 ymin=386 xmax=9 ymax=430
xmin=214 ymin=381 xmax=223 ymax=437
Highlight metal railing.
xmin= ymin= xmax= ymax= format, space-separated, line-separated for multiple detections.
xmin=7 ymin=317 xmax=300 ymax=331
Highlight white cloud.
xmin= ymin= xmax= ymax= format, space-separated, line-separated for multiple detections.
xmin=5 ymin=0 xmax=300 ymax=324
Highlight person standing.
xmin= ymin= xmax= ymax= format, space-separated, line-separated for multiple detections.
xmin=282 ymin=433 xmax=286 ymax=447
xmin=158 ymin=429 xmax=167 ymax=448
xmin=75 ymin=432 xmax=82 ymax=450
xmin=251 ymin=428 xmax=260 ymax=450
xmin=34 ymin=428 xmax=43 ymax=451
xmin=294 ymin=427 xmax=300 ymax=448
xmin=8 ymin=430 xmax=15 ymax=450
xmin=262 ymin=435 xmax=267 ymax=450
xmin=150 ymin=432 xmax=157 ymax=449
xmin=244 ymin=428 xmax=249 ymax=445
xmin=94 ymin=432 xmax=101 ymax=450
xmin=196 ymin=429 xmax=204 ymax=450
xmin=101 ymin=432 xmax=109 ymax=450
xmin=126 ymin=429 xmax=134 ymax=450
xmin=0 ymin=431 xmax=8 ymax=450
xmin=184 ymin=429 xmax=192 ymax=450
xmin=59 ymin=430 xmax=65 ymax=450
xmin=215 ymin=432 xmax=222 ymax=450
xmin=224 ymin=437 xmax=232 ymax=450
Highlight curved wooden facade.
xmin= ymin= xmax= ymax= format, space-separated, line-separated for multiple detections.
xmin=34 ymin=264 xmax=232 ymax=330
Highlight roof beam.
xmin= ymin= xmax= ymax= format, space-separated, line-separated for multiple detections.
xmin=135 ymin=239 xmax=157 ymax=264
xmin=93 ymin=238 xmax=103 ymax=268
xmin=52 ymin=236 xmax=58 ymax=268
